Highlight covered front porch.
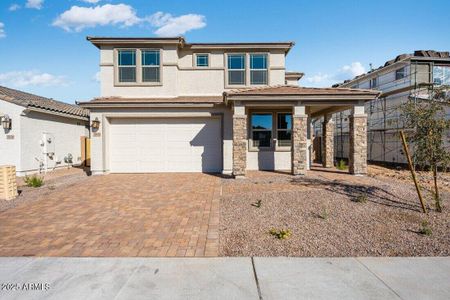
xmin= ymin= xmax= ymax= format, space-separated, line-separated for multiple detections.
xmin=223 ymin=86 xmax=380 ymax=177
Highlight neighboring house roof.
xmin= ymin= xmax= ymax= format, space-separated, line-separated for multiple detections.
xmin=334 ymin=50 xmax=450 ymax=87
xmin=0 ymin=85 xmax=89 ymax=119
xmin=77 ymin=96 xmax=224 ymax=108
xmin=224 ymin=85 xmax=380 ymax=96
xmin=87 ymin=36 xmax=295 ymax=53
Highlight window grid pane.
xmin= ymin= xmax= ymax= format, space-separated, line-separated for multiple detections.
xmin=196 ymin=54 xmax=209 ymax=67
xmin=228 ymin=55 xmax=245 ymax=69
xmin=119 ymin=67 xmax=136 ymax=82
xmin=228 ymin=70 xmax=245 ymax=85
xmin=251 ymin=70 xmax=267 ymax=85
xmin=142 ymin=50 xmax=160 ymax=66
xmin=142 ymin=67 xmax=160 ymax=82
xmin=252 ymin=131 xmax=272 ymax=147
xmin=250 ymin=54 xmax=267 ymax=69
xmin=118 ymin=50 xmax=136 ymax=66
xmin=277 ymin=113 xmax=292 ymax=130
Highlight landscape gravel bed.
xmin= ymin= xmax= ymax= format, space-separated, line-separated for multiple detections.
xmin=220 ymin=168 xmax=450 ymax=257
xmin=0 ymin=168 xmax=89 ymax=212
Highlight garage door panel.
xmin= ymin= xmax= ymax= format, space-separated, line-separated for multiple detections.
xmin=109 ymin=118 xmax=221 ymax=173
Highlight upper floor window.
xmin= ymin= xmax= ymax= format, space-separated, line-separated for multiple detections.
xmin=250 ymin=54 xmax=268 ymax=85
xmin=395 ymin=67 xmax=406 ymax=80
xmin=118 ymin=50 xmax=136 ymax=83
xmin=433 ymin=65 xmax=450 ymax=86
xmin=142 ymin=50 xmax=160 ymax=83
xmin=369 ymin=77 xmax=377 ymax=88
xmin=116 ymin=49 xmax=161 ymax=84
xmin=228 ymin=54 xmax=246 ymax=85
xmin=196 ymin=54 xmax=209 ymax=67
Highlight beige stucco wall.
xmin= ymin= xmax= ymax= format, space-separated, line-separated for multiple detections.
xmin=0 ymin=100 xmax=88 ymax=176
xmin=0 ymin=100 xmax=23 ymax=171
xmin=99 ymin=46 xmax=287 ymax=98
xmin=89 ymin=105 xmax=234 ymax=175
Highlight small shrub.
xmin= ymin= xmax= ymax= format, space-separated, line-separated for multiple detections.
xmin=419 ymin=220 xmax=432 ymax=236
xmin=269 ymin=228 xmax=291 ymax=240
xmin=24 ymin=175 xmax=44 ymax=188
xmin=251 ymin=200 xmax=262 ymax=208
xmin=353 ymin=192 xmax=368 ymax=203
xmin=318 ymin=207 xmax=329 ymax=220
xmin=336 ymin=159 xmax=348 ymax=170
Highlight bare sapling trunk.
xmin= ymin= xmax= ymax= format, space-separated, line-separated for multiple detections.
xmin=433 ymin=164 xmax=442 ymax=212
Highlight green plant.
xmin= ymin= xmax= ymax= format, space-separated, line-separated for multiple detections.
xmin=336 ymin=159 xmax=348 ymax=170
xmin=318 ymin=207 xmax=329 ymax=220
xmin=401 ymin=86 xmax=450 ymax=212
xmin=24 ymin=175 xmax=44 ymax=188
xmin=419 ymin=220 xmax=432 ymax=236
xmin=353 ymin=192 xmax=368 ymax=203
xmin=269 ymin=228 xmax=291 ymax=240
xmin=251 ymin=200 xmax=262 ymax=208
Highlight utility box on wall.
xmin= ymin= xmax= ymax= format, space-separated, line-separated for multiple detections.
xmin=0 ymin=165 xmax=18 ymax=201
xmin=42 ymin=133 xmax=55 ymax=155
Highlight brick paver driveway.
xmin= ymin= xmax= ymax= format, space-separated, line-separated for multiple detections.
xmin=0 ymin=173 xmax=220 ymax=257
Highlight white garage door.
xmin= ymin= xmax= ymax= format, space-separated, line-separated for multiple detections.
xmin=109 ymin=118 xmax=222 ymax=173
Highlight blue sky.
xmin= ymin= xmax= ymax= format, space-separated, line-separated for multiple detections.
xmin=0 ymin=0 xmax=449 ymax=104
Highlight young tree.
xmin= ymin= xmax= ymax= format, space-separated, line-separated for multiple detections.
xmin=401 ymin=86 xmax=450 ymax=212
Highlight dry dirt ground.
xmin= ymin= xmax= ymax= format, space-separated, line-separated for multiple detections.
xmin=220 ymin=165 xmax=450 ymax=257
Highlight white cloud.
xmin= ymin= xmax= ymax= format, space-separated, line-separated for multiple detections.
xmin=80 ymin=0 xmax=101 ymax=3
xmin=9 ymin=4 xmax=21 ymax=11
xmin=53 ymin=4 xmax=207 ymax=36
xmin=337 ymin=62 xmax=365 ymax=79
xmin=53 ymin=4 xmax=140 ymax=32
xmin=148 ymin=12 xmax=206 ymax=36
xmin=26 ymin=0 xmax=44 ymax=10
xmin=305 ymin=73 xmax=330 ymax=84
xmin=93 ymin=71 xmax=100 ymax=82
xmin=305 ymin=62 xmax=366 ymax=87
xmin=0 ymin=71 xmax=68 ymax=87
xmin=0 ymin=22 xmax=5 ymax=38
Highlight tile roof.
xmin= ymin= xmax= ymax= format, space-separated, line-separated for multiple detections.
xmin=334 ymin=50 xmax=450 ymax=87
xmin=224 ymin=85 xmax=380 ymax=96
xmin=0 ymin=86 xmax=89 ymax=118
xmin=78 ymin=96 xmax=224 ymax=105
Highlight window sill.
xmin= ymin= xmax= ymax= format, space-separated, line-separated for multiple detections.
xmin=248 ymin=147 xmax=292 ymax=152
xmin=114 ymin=83 xmax=163 ymax=87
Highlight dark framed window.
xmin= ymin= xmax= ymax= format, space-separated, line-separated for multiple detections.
xmin=277 ymin=113 xmax=292 ymax=147
xmin=118 ymin=50 xmax=136 ymax=82
xmin=395 ymin=67 xmax=406 ymax=80
xmin=142 ymin=50 xmax=160 ymax=83
xmin=250 ymin=54 xmax=268 ymax=85
xmin=228 ymin=54 xmax=245 ymax=85
xmin=196 ymin=54 xmax=209 ymax=67
xmin=251 ymin=113 xmax=272 ymax=148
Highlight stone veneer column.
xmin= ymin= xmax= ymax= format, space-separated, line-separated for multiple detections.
xmin=232 ymin=106 xmax=247 ymax=178
xmin=322 ymin=114 xmax=334 ymax=168
xmin=349 ymin=113 xmax=368 ymax=175
xmin=292 ymin=105 xmax=308 ymax=175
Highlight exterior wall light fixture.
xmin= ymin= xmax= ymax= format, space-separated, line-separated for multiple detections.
xmin=91 ymin=117 xmax=100 ymax=130
xmin=1 ymin=115 xmax=12 ymax=130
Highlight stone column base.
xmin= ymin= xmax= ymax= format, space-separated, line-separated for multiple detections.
xmin=232 ymin=115 xmax=247 ymax=177
xmin=292 ymin=115 xmax=308 ymax=175
xmin=349 ymin=115 xmax=368 ymax=175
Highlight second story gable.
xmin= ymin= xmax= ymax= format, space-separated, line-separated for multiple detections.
xmin=88 ymin=37 xmax=294 ymax=98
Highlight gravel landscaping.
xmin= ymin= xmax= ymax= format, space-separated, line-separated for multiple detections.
xmin=0 ymin=168 xmax=89 ymax=212
xmin=219 ymin=166 xmax=450 ymax=257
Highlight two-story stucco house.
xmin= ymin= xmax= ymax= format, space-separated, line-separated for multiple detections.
xmin=78 ymin=37 xmax=379 ymax=177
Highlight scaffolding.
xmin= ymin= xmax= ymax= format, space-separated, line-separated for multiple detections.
xmin=324 ymin=59 xmax=450 ymax=165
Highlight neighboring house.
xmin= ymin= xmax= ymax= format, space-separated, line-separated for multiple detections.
xmin=319 ymin=50 xmax=450 ymax=165
xmin=0 ymin=86 xmax=90 ymax=176
xmin=78 ymin=37 xmax=379 ymax=177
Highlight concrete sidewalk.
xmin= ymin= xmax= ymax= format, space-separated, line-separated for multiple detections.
xmin=0 ymin=257 xmax=448 ymax=300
